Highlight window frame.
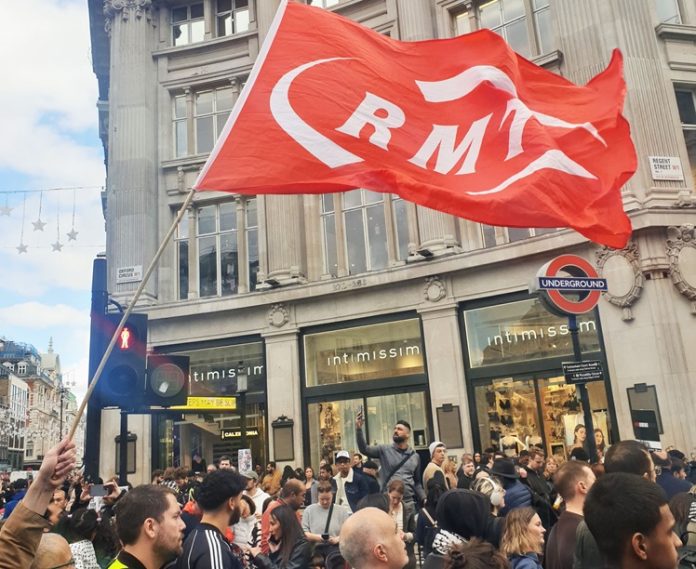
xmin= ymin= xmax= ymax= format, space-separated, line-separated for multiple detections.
xmin=171 ymin=2 xmax=205 ymax=47
xmin=172 ymin=80 xmax=245 ymax=160
xmin=320 ymin=190 xmax=409 ymax=277
xmin=177 ymin=198 xmax=258 ymax=300
xmin=216 ymin=0 xmax=251 ymax=37
xmin=308 ymin=0 xmax=341 ymax=8
xmin=438 ymin=0 xmax=557 ymax=59
xmin=655 ymin=0 xmax=682 ymax=24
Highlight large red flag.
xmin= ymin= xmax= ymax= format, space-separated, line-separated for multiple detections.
xmin=195 ymin=0 xmax=636 ymax=248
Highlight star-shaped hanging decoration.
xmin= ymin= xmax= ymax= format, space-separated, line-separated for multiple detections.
xmin=16 ymin=243 xmax=28 ymax=254
xmin=67 ymin=229 xmax=79 ymax=241
xmin=51 ymin=241 xmax=63 ymax=252
xmin=0 ymin=205 xmax=12 ymax=216
xmin=33 ymin=218 xmax=47 ymax=231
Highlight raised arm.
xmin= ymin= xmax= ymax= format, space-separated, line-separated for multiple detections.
xmin=355 ymin=413 xmax=380 ymax=458
xmin=0 ymin=438 xmax=76 ymax=569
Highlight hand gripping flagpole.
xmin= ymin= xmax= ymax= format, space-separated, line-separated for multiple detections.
xmin=67 ymin=187 xmax=197 ymax=442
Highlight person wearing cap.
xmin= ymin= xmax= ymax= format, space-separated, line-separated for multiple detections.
xmin=332 ymin=450 xmax=371 ymax=512
xmin=423 ymin=442 xmax=449 ymax=490
xmin=355 ymin=413 xmax=426 ymax=508
xmin=243 ymin=470 xmax=270 ymax=520
xmin=490 ymin=458 xmax=532 ymax=516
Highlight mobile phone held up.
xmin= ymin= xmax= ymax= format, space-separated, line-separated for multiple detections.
xmin=91 ymin=484 xmax=107 ymax=497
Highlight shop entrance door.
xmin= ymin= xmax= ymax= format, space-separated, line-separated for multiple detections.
xmin=306 ymin=390 xmax=430 ymax=466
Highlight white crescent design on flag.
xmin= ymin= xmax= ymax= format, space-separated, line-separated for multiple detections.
xmin=269 ymin=57 xmax=363 ymax=168
xmin=271 ymin=58 xmax=601 ymax=194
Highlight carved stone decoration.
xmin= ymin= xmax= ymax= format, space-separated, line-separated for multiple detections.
xmin=424 ymin=276 xmax=446 ymax=303
xmin=666 ymin=224 xmax=696 ymax=314
xmin=268 ymin=303 xmax=290 ymax=328
xmin=595 ymin=241 xmax=643 ymax=321
xmin=104 ymin=0 xmax=155 ymax=35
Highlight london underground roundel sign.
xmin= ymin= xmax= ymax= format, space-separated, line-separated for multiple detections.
xmin=534 ymin=254 xmax=607 ymax=315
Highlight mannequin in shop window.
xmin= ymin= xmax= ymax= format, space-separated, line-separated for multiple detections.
xmin=499 ymin=429 xmax=527 ymax=458
xmin=526 ymin=435 xmax=543 ymax=450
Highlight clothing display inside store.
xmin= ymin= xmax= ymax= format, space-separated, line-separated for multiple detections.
xmin=483 ymin=381 xmax=539 ymax=455
xmin=475 ymin=377 xmax=613 ymax=460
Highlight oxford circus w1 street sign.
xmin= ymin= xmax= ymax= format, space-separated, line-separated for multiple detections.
xmin=533 ymin=254 xmax=607 ymax=315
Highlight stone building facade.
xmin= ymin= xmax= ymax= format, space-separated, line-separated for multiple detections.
xmin=88 ymin=0 xmax=696 ymax=483
xmin=0 ymin=339 xmax=84 ymax=469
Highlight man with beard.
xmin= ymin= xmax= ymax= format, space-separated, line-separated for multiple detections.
xmin=176 ymin=469 xmax=250 ymax=569
xmin=356 ymin=413 xmax=425 ymax=508
xmin=108 ymin=485 xmax=185 ymax=569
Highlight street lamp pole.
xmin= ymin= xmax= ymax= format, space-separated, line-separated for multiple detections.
xmin=237 ymin=362 xmax=248 ymax=451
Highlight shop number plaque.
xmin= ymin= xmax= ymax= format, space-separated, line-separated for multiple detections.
xmin=562 ymin=360 xmax=604 ymax=384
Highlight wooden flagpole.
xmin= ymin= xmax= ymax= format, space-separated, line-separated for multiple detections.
xmin=67 ymin=187 xmax=196 ymax=441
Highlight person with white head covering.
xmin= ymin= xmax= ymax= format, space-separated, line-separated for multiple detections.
xmin=423 ymin=441 xmax=449 ymax=490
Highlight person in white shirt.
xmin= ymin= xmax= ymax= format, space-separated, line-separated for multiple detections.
xmin=242 ymin=470 xmax=269 ymax=520
xmin=332 ymin=450 xmax=370 ymax=512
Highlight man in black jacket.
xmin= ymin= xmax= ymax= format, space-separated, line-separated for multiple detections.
xmin=523 ymin=448 xmax=557 ymax=531
xmin=175 ymin=469 xmax=249 ymax=569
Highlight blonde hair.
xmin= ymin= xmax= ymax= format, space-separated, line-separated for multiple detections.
xmin=500 ymin=507 xmax=542 ymax=556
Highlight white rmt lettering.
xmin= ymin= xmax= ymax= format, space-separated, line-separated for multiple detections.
xmin=336 ymin=92 xmax=406 ymax=150
xmin=408 ymin=115 xmax=492 ymax=175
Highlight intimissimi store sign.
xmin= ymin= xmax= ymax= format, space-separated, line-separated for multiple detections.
xmin=169 ymin=341 xmax=266 ymax=408
xmin=463 ymin=298 xmax=600 ymax=368
xmin=304 ymin=318 xmax=425 ymax=387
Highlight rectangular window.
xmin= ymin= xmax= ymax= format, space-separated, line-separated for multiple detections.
xmin=303 ymin=319 xmax=425 ymax=387
xmin=308 ymin=0 xmax=340 ymax=7
xmin=219 ymin=202 xmax=238 ymax=296
xmin=532 ymin=0 xmax=552 ymax=54
xmin=343 ymin=189 xmax=388 ymax=274
xmin=176 ymin=215 xmax=189 ymax=300
xmin=478 ymin=0 xmax=552 ymax=58
xmin=463 ymin=297 xmax=600 ymax=368
xmin=453 ymin=9 xmax=472 ymax=36
xmin=655 ymin=0 xmax=681 ymax=24
xmin=173 ymin=84 xmax=241 ymax=159
xmin=186 ymin=200 xmax=257 ymax=299
xmin=481 ymin=224 xmax=498 ymax=248
xmin=676 ymin=89 xmax=696 ymax=125
xmin=172 ymin=3 xmax=205 ymax=47
xmin=246 ymin=199 xmax=259 ymax=291
xmin=391 ymin=196 xmax=410 ymax=261
xmin=216 ymin=0 xmax=250 ymax=36
xmin=321 ymin=194 xmax=338 ymax=276
xmin=676 ymin=89 xmax=696 ymax=187
xmin=195 ymin=87 xmax=233 ymax=154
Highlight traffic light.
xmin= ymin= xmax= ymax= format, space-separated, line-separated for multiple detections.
xmin=145 ymin=354 xmax=189 ymax=407
xmin=97 ymin=313 xmax=148 ymax=409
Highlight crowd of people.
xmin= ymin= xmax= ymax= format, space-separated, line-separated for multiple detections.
xmin=1 ymin=415 xmax=695 ymax=569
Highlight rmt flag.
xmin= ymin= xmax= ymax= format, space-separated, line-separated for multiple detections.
xmin=195 ymin=1 xmax=637 ymax=248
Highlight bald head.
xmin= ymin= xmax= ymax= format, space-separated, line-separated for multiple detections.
xmin=340 ymin=507 xmax=408 ymax=569
xmin=31 ymin=533 xmax=72 ymax=569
